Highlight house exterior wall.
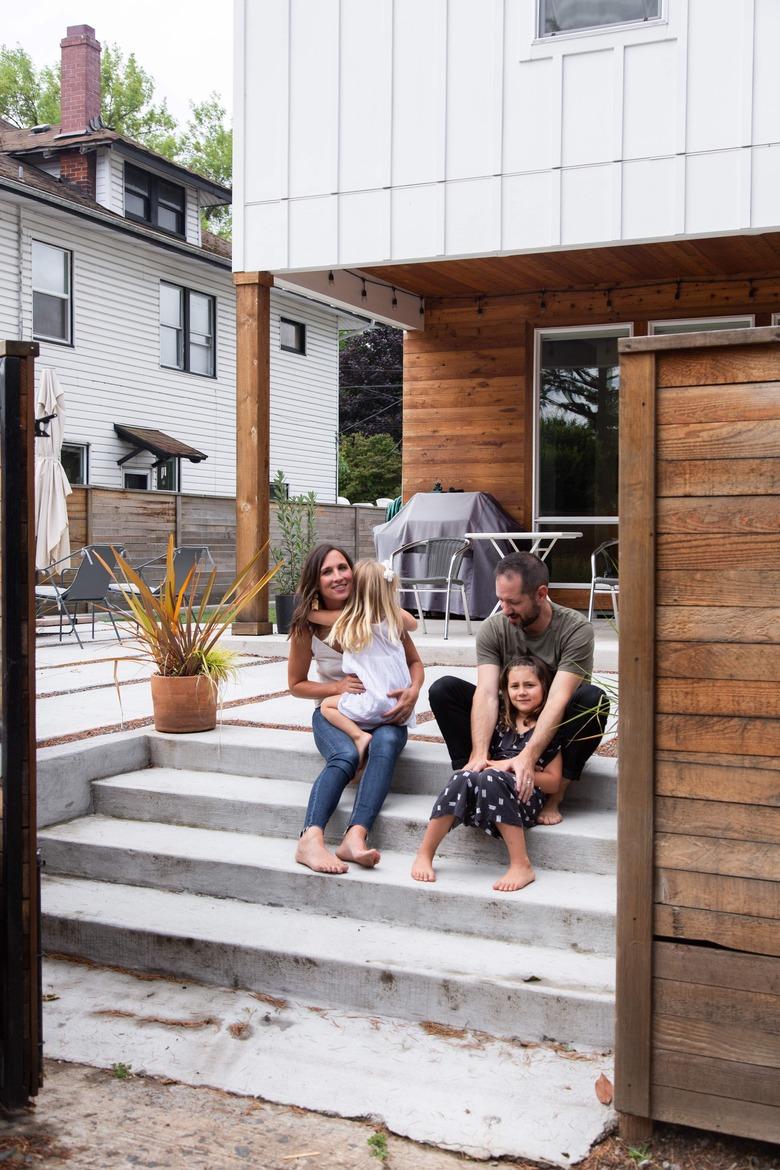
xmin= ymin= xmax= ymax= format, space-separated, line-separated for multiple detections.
xmin=234 ymin=0 xmax=780 ymax=276
xmin=0 ymin=197 xmax=343 ymax=500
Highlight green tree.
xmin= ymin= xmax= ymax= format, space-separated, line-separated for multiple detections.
xmin=0 ymin=47 xmax=59 ymax=126
xmin=339 ymin=433 xmax=401 ymax=503
xmin=176 ymin=93 xmax=232 ymax=237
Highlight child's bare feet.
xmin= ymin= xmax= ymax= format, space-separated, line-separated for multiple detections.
xmin=336 ymin=826 xmax=380 ymax=868
xmin=350 ymin=731 xmax=372 ymax=783
xmin=411 ymin=850 xmax=436 ymax=882
xmin=493 ymin=863 xmax=535 ymax=892
xmin=537 ymin=798 xmax=563 ymax=826
xmin=295 ymin=828 xmax=349 ymax=874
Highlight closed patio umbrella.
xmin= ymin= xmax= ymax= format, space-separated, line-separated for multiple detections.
xmin=35 ymin=367 xmax=72 ymax=570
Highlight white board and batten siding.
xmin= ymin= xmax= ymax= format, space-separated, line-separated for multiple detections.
xmin=234 ymin=0 xmax=780 ymax=276
xmin=0 ymin=199 xmax=342 ymax=500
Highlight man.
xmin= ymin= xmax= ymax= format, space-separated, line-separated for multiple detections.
xmin=428 ymin=552 xmax=609 ymax=824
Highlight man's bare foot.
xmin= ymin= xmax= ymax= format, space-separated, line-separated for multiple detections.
xmin=411 ymin=850 xmax=437 ymax=882
xmin=493 ymin=863 xmax=535 ymax=892
xmin=336 ymin=828 xmax=380 ymax=868
xmin=537 ymin=802 xmax=563 ymax=826
xmin=295 ymin=830 xmax=349 ymax=874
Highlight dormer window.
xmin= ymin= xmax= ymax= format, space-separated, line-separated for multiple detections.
xmin=124 ymin=162 xmax=185 ymax=236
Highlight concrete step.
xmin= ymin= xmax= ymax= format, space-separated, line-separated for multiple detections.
xmin=41 ymin=875 xmax=615 ymax=1048
xmin=148 ymin=726 xmax=618 ymax=808
xmin=93 ymin=768 xmax=617 ymax=875
xmin=39 ymin=815 xmax=616 ymax=953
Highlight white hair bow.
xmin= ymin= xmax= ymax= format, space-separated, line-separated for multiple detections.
xmin=382 ymin=559 xmax=396 ymax=582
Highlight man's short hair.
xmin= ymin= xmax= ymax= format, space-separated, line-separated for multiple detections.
xmin=495 ymin=552 xmax=549 ymax=593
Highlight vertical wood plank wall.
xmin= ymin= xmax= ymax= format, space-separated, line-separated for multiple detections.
xmin=616 ymin=328 xmax=780 ymax=1144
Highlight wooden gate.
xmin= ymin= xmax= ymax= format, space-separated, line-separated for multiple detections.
xmin=615 ymin=327 xmax=779 ymax=1142
xmin=0 ymin=341 xmax=41 ymax=1107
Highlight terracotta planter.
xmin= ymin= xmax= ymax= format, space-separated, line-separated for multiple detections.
xmin=150 ymin=673 xmax=218 ymax=733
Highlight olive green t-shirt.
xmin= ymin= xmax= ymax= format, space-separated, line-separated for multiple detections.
xmin=476 ymin=602 xmax=594 ymax=681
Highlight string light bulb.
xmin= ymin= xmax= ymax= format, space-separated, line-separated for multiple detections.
xmin=361 ymin=278 xmax=367 ymax=300
xmin=419 ymin=297 xmax=424 ymax=316
xmin=391 ymin=287 xmax=398 ymax=308
xmin=328 ymin=270 xmax=335 ymax=284
xmin=539 ymin=290 xmax=547 ymax=312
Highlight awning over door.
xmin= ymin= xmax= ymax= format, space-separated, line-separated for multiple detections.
xmin=113 ymin=423 xmax=208 ymax=466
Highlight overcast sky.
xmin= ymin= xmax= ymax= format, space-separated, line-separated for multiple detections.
xmin=1 ymin=2 xmax=233 ymax=124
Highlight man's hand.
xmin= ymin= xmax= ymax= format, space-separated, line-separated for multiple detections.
xmin=337 ymin=674 xmax=365 ymax=695
xmin=506 ymin=748 xmax=537 ymax=802
xmin=385 ymin=685 xmax=419 ymax=724
xmin=461 ymin=753 xmax=490 ymax=773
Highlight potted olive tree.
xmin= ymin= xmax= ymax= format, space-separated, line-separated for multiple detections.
xmin=270 ymin=469 xmax=318 ymax=634
xmin=106 ymin=536 xmax=280 ymax=733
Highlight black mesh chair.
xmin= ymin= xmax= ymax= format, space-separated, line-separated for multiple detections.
xmin=391 ymin=537 xmax=472 ymax=639
xmin=35 ymin=544 xmax=125 ymax=647
xmin=587 ymin=539 xmax=619 ymax=626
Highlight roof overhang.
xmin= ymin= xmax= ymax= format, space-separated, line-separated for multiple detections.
xmin=114 ymin=424 xmax=207 ymax=466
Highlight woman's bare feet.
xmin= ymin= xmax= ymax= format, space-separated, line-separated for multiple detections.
xmin=493 ymin=863 xmax=535 ymax=892
xmin=411 ymin=850 xmax=436 ymax=882
xmin=537 ymin=799 xmax=563 ymax=826
xmin=295 ymin=828 xmax=349 ymax=874
xmin=336 ymin=826 xmax=380 ymax=868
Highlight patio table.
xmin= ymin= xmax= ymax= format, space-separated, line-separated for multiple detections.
xmin=464 ymin=530 xmax=583 ymax=615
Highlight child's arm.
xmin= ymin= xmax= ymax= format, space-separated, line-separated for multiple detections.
xmin=401 ymin=608 xmax=418 ymax=632
xmin=533 ymin=748 xmax=563 ymax=794
xmin=307 ymin=607 xmax=339 ymax=627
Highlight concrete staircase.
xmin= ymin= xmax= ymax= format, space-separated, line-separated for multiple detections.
xmin=39 ymin=727 xmax=617 ymax=1050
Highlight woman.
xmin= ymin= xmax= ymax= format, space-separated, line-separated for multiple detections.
xmin=288 ymin=544 xmax=423 ymax=875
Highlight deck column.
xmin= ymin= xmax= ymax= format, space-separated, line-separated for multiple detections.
xmin=233 ymin=271 xmax=274 ymax=635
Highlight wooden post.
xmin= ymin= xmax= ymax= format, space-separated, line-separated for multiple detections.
xmin=614 ymin=348 xmax=656 ymax=1138
xmin=233 ymin=271 xmax=274 ymax=635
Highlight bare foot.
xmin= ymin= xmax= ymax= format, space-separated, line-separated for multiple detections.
xmin=493 ymin=863 xmax=535 ymax=892
xmin=336 ymin=829 xmax=380 ymax=869
xmin=537 ymin=801 xmax=563 ymax=826
xmin=351 ymin=731 xmax=372 ymax=782
xmin=295 ymin=830 xmax=349 ymax=874
xmin=411 ymin=850 xmax=436 ymax=882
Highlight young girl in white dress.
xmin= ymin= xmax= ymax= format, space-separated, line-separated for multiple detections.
xmin=412 ymin=655 xmax=563 ymax=892
xmin=311 ymin=559 xmax=420 ymax=771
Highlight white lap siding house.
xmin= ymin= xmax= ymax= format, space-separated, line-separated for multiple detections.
xmin=0 ymin=24 xmax=349 ymax=503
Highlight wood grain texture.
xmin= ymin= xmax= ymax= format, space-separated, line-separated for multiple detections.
xmin=657 ymin=382 xmax=780 ymax=424
xmin=656 ymin=495 xmax=778 ymax=534
xmin=656 ymin=570 xmax=780 ymax=606
xmin=614 ymin=349 xmax=656 ymax=1118
xmin=658 ymin=346 xmax=780 ymax=388
xmin=656 ymin=642 xmax=780 ymax=681
xmin=655 ymin=755 xmax=780 ymax=806
xmin=653 ymin=1012 xmax=780 ymax=1068
xmin=656 ymin=533 xmax=780 ymax=569
xmin=657 ymin=419 xmax=780 ymax=460
xmin=655 ymin=868 xmax=779 ymax=919
xmin=656 ymin=714 xmax=780 ymax=756
xmin=655 ymin=796 xmax=780 ymax=843
xmin=654 ymin=903 xmax=780 ymax=955
xmin=650 ymin=1085 xmax=780 ymax=1144
xmin=653 ymin=1050 xmax=780 ymax=1108
xmin=654 ymin=978 xmax=780 ymax=1032
xmin=658 ymin=457 xmax=780 ymax=496
xmin=656 ymin=678 xmax=780 ymax=717
xmin=655 ymin=831 xmax=780 ymax=880
xmin=653 ymin=940 xmax=780 ymax=993
xmin=656 ymin=606 xmax=780 ymax=642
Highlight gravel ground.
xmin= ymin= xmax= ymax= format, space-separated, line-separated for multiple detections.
xmin=1 ymin=1061 xmax=776 ymax=1170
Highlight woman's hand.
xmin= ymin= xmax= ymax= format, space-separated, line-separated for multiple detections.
xmin=384 ymin=684 xmax=419 ymax=724
xmin=337 ymin=674 xmax=365 ymax=695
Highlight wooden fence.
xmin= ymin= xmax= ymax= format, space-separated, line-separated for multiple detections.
xmin=615 ymin=327 xmax=780 ymax=1144
xmin=66 ymin=486 xmax=383 ymax=592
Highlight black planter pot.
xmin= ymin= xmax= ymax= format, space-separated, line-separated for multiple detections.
xmin=275 ymin=593 xmax=297 ymax=634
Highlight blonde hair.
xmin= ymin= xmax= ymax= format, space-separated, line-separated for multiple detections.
xmin=328 ymin=559 xmax=405 ymax=652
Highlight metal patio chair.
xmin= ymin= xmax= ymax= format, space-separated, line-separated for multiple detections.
xmin=35 ymin=544 xmax=125 ymax=647
xmin=108 ymin=545 xmax=214 ymax=605
xmin=587 ymin=538 xmax=619 ymax=626
xmin=391 ymin=537 xmax=472 ymax=640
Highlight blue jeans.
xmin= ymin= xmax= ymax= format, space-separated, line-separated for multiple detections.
xmin=303 ymin=708 xmax=408 ymax=834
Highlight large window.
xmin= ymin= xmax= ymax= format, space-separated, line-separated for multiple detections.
xmin=535 ymin=326 xmax=628 ymax=585
xmin=539 ymin=0 xmax=662 ymax=37
xmin=125 ymin=163 xmax=185 ymax=237
xmin=32 ymin=240 xmax=72 ymax=344
xmin=160 ymin=283 xmax=216 ymax=376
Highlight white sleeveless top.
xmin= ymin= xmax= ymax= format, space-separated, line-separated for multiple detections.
xmin=338 ymin=621 xmax=416 ymax=729
xmin=310 ymin=634 xmax=346 ymax=708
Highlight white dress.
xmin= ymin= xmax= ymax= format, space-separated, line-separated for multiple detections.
xmin=337 ymin=621 xmax=416 ymax=729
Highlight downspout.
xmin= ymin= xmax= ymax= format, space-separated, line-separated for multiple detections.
xmin=17 ymin=202 xmax=24 ymax=341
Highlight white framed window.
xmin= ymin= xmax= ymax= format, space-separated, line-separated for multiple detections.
xmin=160 ymin=283 xmax=216 ymax=376
xmin=650 ymin=316 xmax=754 ymax=335
xmin=61 ymin=442 xmax=88 ymax=485
xmin=533 ymin=323 xmax=631 ymax=586
xmin=280 ymin=317 xmax=306 ymax=355
xmin=123 ymin=469 xmax=150 ymax=490
xmin=32 ymin=240 xmax=72 ymax=344
xmin=538 ymin=0 xmax=662 ymax=38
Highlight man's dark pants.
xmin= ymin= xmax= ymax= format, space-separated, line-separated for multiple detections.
xmin=428 ymin=676 xmax=609 ymax=781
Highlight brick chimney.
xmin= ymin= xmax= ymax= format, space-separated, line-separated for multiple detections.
xmin=58 ymin=24 xmax=101 ymax=197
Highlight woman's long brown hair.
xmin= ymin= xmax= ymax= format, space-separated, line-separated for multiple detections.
xmin=288 ymin=544 xmax=354 ymax=639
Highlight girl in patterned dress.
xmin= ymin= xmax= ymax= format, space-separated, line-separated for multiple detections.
xmin=412 ymin=655 xmax=562 ymax=892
